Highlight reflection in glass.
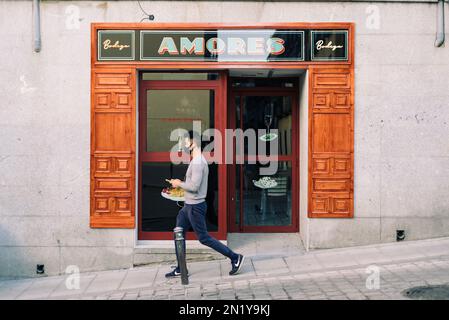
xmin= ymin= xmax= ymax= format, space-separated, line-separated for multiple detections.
xmin=141 ymin=162 xmax=218 ymax=232
xmin=236 ymin=161 xmax=292 ymax=227
xmin=146 ymin=90 xmax=214 ymax=152
xmin=237 ymin=95 xmax=292 ymax=156
xmin=233 ymin=94 xmax=294 ymax=229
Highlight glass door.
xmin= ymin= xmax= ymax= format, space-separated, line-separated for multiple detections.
xmin=228 ymin=87 xmax=299 ymax=233
xmin=138 ymin=72 xmax=227 ymax=240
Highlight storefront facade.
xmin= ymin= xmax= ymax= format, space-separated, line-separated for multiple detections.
xmin=1 ymin=1 xmax=448 ymax=277
xmin=91 ymin=22 xmax=355 ymax=241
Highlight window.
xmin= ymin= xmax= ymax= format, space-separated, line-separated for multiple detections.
xmin=145 ymin=89 xmax=215 ymax=152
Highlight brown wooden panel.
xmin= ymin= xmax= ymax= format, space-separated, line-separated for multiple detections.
xmin=116 ymin=157 xmax=132 ymax=173
xmin=94 ymin=196 xmax=111 ymax=214
xmin=312 ymin=113 xmax=351 ymax=153
xmin=115 ymin=196 xmax=133 ymax=214
xmin=95 ymin=178 xmax=130 ymax=192
xmin=115 ymin=93 xmax=131 ymax=109
xmin=313 ymin=92 xmax=331 ymax=109
xmin=91 ymin=68 xmax=135 ymax=228
xmin=94 ymin=157 xmax=113 ymax=173
xmin=309 ymin=66 xmax=354 ymax=218
xmin=333 ymin=157 xmax=351 ymax=175
xmin=310 ymin=194 xmax=352 ymax=217
xmin=94 ymin=113 xmax=132 ymax=151
xmin=312 ymin=158 xmax=330 ymax=175
xmin=94 ymin=72 xmax=131 ymax=88
xmin=312 ymin=69 xmax=350 ymax=89
xmin=95 ymin=93 xmax=112 ymax=109
xmin=313 ymin=178 xmax=350 ymax=192
xmin=311 ymin=197 xmax=329 ymax=214
xmin=334 ymin=92 xmax=351 ymax=109
xmin=332 ymin=197 xmax=351 ymax=215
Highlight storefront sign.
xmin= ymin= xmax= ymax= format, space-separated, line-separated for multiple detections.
xmin=97 ymin=29 xmax=349 ymax=62
xmin=311 ymin=30 xmax=348 ymax=61
xmin=140 ymin=30 xmax=304 ymax=61
xmin=98 ymin=30 xmax=135 ymax=61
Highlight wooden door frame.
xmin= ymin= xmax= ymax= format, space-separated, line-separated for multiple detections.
xmin=138 ymin=71 xmax=228 ymax=240
xmin=227 ymin=85 xmax=300 ymax=233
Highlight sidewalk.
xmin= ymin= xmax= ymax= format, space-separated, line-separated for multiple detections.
xmin=1 ymin=237 xmax=449 ymax=300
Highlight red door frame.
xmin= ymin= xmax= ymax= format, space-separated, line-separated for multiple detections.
xmin=138 ymin=71 xmax=228 ymax=240
xmin=227 ymin=83 xmax=300 ymax=233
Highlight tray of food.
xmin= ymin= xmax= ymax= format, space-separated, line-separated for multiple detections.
xmin=252 ymin=176 xmax=278 ymax=189
xmin=161 ymin=186 xmax=185 ymax=202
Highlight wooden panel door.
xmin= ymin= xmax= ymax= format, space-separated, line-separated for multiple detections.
xmin=308 ymin=67 xmax=354 ymax=218
xmin=90 ymin=68 xmax=136 ymax=228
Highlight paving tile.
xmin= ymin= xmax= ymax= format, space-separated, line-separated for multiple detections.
xmin=284 ymin=255 xmax=324 ymax=273
xmin=0 ymin=279 xmax=34 ymax=299
xmin=252 ymin=257 xmax=289 ymax=276
xmin=315 ymin=253 xmax=359 ymax=269
xmin=119 ymin=267 xmax=158 ymax=290
xmin=50 ymin=274 xmax=96 ymax=298
xmin=84 ymin=269 xmax=128 ymax=294
xmin=16 ymin=277 xmax=64 ymax=300
xmin=187 ymin=261 xmax=221 ymax=280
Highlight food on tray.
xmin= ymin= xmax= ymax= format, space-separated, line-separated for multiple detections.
xmin=252 ymin=176 xmax=278 ymax=189
xmin=162 ymin=186 xmax=184 ymax=198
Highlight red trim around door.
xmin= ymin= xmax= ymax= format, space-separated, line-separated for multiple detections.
xmin=138 ymin=71 xmax=228 ymax=240
xmin=227 ymin=84 xmax=300 ymax=233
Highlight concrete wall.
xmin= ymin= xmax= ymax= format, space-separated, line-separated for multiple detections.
xmin=1 ymin=0 xmax=449 ymax=276
xmin=298 ymin=71 xmax=310 ymax=250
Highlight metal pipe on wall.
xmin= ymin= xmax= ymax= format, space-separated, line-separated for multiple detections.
xmin=33 ymin=0 xmax=41 ymax=52
xmin=435 ymin=0 xmax=445 ymax=47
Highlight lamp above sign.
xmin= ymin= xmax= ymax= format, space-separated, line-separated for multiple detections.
xmin=97 ymin=29 xmax=348 ymax=62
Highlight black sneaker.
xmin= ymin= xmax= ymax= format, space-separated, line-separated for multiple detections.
xmin=229 ymin=254 xmax=245 ymax=276
xmin=165 ymin=267 xmax=189 ymax=278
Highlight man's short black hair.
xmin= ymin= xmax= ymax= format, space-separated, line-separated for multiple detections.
xmin=185 ymin=130 xmax=202 ymax=147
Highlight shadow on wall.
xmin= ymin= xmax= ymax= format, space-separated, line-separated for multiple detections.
xmin=0 ymin=225 xmax=28 ymax=280
xmin=0 ymin=224 xmax=60 ymax=280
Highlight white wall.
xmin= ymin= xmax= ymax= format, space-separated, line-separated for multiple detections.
xmin=1 ymin=0 xmax=449 ymax=276
xmin=298 ymin=71 xmax=310 ymax=250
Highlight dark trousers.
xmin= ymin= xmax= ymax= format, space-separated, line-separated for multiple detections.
xmin=175 ymin=201 xmax=238 ymax=267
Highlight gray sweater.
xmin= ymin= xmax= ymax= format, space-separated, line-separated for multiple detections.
xmin=179 ymin=154 xmax=209 ymax=204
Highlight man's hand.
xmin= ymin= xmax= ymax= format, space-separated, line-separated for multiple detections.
xmin=169 ymin=179 xmax=182 ymax=188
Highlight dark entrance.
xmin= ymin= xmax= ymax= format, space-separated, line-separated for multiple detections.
xmin=228 ymin=77 xmax=299 ymax=233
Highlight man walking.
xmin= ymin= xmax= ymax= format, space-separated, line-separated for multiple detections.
xmin=166 ymin=130 xmax=245 ymax=278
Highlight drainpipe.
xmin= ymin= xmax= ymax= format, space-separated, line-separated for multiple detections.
xmin=435 ymin=0 xmax=445 ymax=47
xmin=33 ymin=0 xmax=41 ymax=52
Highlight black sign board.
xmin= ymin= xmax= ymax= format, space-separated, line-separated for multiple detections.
xmin=98 ymin=30 xmax=135 ymax=61
xmin=97 ymin=29 xmax=348 ymax=62
xmin=140 ymin=30 xmax=304 ymax=62
xmin=311 ymin=30 xmax=348 ymax=61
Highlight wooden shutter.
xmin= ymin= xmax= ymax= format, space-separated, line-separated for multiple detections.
xmin=90 ymin=68 xmax=136 ymax=228
xmin=308 ymin=66 xmax=354 ymax=218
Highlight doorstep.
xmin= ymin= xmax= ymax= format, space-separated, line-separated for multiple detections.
xmin=133 ymin=240 xmax=227 ymax=267
xmin=133 ymin=233 xmax=305 ymax=267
